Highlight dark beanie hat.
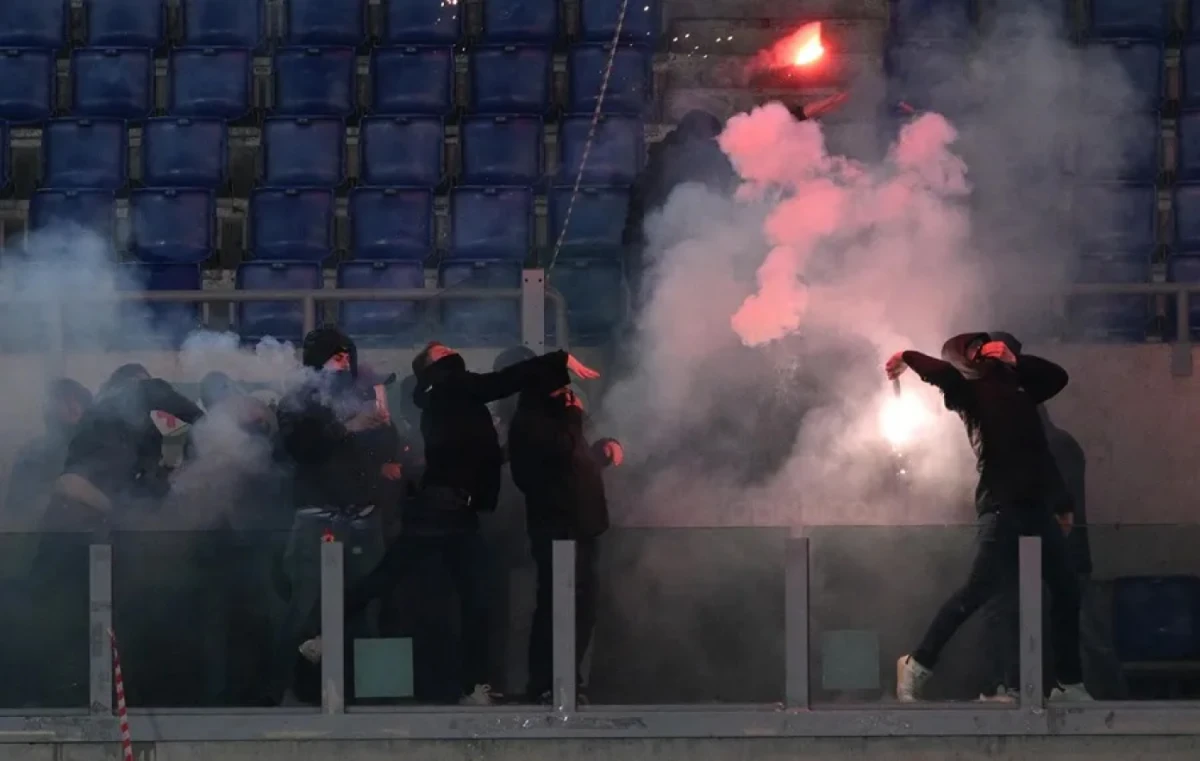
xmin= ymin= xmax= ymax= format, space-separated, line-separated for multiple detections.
xmin=302 ymin=326 xmax=357 ymax=376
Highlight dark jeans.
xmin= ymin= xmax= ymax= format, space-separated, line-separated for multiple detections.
xmin=342 ymin=531 xmax=492 ymax=702
xmin=912 ymin=508 xmax=1082 ymax=685
xmin=526 ymin=532 xmax=599 ymax=699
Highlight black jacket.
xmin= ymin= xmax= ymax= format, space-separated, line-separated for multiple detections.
xmin=63 ymin=378 xmax=203 ymax=501
xmin=903 ymin=332 xmax=1069 ymax=513
xmin=412 ymin=351 xmax=570 ymax=516
xmin=508 ymin=395 xmax=617 ymax=539
xmin=1041 ymin=410 xmax=1091 ymax=574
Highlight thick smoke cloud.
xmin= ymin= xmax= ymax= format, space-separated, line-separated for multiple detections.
xmin=598 ymin=7 xmax=1139 ymax=529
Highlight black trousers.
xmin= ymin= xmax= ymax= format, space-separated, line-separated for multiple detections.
xmin=912 ymin=507 xmax=1082 ymax=685
xmin=526 ymin=531 xmax=599 ymax=699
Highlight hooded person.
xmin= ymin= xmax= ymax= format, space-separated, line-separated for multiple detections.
xmin=885 ymin=332 xmax=1091 ymax=703
xmin=298 ymin=342 xmax=599 ymax=706
xmin=3 ymin=378 xmax=92 ymax=524
xmin=265 ymin=326 xmax=395 ymax=705
xmin=507 ymin=382 xmax=623 ymax=703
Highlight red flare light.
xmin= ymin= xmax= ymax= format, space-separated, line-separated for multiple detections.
xmin=789 ymin=22 xmax=825 ymax=67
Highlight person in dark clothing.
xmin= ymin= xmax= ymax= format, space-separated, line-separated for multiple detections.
xmin=4 ymin=378 xmax=92 ymax=521
xmin=299 ymin=343 xmax=599 ymax=705
xmin=508 ymin=383 xmax=623 ymax=703
xmin=886 ymin=332 xmax=1092 ymax=702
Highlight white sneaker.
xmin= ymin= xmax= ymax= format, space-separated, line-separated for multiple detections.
xmin=896 ymin=655 xmax=933 ymax=702
xmin=977 ymin=685 xmax=1018 ymax=703
xmin=1049 ymin=682 xmax=1094 ymax=702
xmin=459 ymin=684 xmax=497 ymax=706
xmin=298 ymin=637 xmax=322 ymax=664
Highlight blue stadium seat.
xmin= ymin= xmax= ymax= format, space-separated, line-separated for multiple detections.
xmin=1176 ymin=184 xmax=1200 ymax=249
xmin=251 ymin=188 xmax=334 ymax=261
xmin=130 ymin=188 xmax=214 ymax=263
xmin=569 ymin=44 xmax=651 ymax=115
xmin=1176 ymin=111 xmax=1200 ymax=181
xmin=1111 ymin=576 xmax=1200 ymax=660
xmin=169 ymin=48 xmax=252 ymax=119
xmin=0 ymin=0 xmax=67 ymax=49
xmin=1074 ymin=184 xmax=1157 ymax=251
xmin=546 ymin=258 xmax=623 ymax=344
xmin=1181 ymin=42 xmax=1200 ymax=108
xmin=382 ymin=0 xmax=461 ymax=45
xmin=43 ymin=119 xmax=127 ymax=190
xmin=350 ymin=187 xmax=434 ymax=260
xmin=359 ymin=116 xmax=443 ymax=186
xmin=72 ymin=48 xmax=153 ymax=119
xmin=579 ymin=0 xmax=660 ymax=43
xmin=886 ymin=41 xmax=972 ymax=117
xmin=371 ymin=46 xmax=455 ymax=114
xmin=182 ymin=0 xmax=263 ymax=47
xmin=120 ymin=263 xmax=203 ymax=347
xmin=0 ymin=49 xmax=55 ymax=122
xmin=482 ymin=0 xmax=558 ymax=42
xmin=1081 ymin=40 xmax=1163 ymax=112
xmin=337 ymin=261 xmax=425 ymax=344
xmin=1069 ymin=257 xmax=1149 ymax=341
xmin=1071 ymin=112 xmax=1159 ymax=182
xmin=275 ymin=47 xmax=356 ymax=116
xmin=439 ymin=260 xmax=522 ymax=345
xmin=451 ymin=186 xmax=533 ymax=260
xmin=263 ymin=117 xmax=345 ymax=187
xmin=86 ymin=0 xmax=165 ymax=47
xmin=558 ymin=114 xmax=643 ymax=185
xmin=445 ymin=184 xmax=532 ymax=259
xmin=285 ymin=0 xmax=365 ymax=46
xmin=460 ymin=115 xmax=542 ymax=185
xmin=547 ymin=185 xmax=629 ymax=255
xmin=142 ymin=117 xmax=226 ymax=188
xmin=29 ymin=189 xmax=114 ymax=235
xmin=469 ymin=45 xmax=552 ymax=113
xmin=892 ymin=0 xmax=972 ymax=41
xmin=1090 ymin=0 xmax=1169 ymax=40
xmin=236 ymin=261 xmax=322 ymax=342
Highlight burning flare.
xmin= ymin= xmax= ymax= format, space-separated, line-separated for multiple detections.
xmin=878 ymin=390 xmax=934 ymax=450
xmin=790 ymin=22 xmax=825 ymax=67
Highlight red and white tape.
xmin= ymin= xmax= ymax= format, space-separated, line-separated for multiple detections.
xmin=108 ymin=628 xmax=134 ymax=761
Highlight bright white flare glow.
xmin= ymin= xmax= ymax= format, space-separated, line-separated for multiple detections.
xmin=878 ymin=393 xmax=934 ymax=449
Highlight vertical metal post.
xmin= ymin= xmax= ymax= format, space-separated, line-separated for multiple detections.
xmin=302 ymin=295 xmax=318 ymax=336
xmin=320 ymin=540 xmax=345 ymax=715
xmin=521 ymin=269 xmax=547 ymax=353
xmin=552 ymin=539 xmax=577 ymax=713
xmin=88 ymin=544 xmax=113 ymax=715
xmin=784 ymin=535 xmax=810 ymax=708
xmin=1172 ymin=290 xmax=1193 ymax=377
xmin=1018 ymin=536 xmax=1043 ymax=712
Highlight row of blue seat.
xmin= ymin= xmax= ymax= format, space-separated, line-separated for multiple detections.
xmin=0 ymin=0 xmax=658 ymax=50
xmin=0 ymin=44 xmax=653 ymax=123
xmin=32 ymin=184 xmax=631 ymax=264
xmin=891 ymin=0 xmax=1177 ymax=42
xmin=101 ymin=258 xmax=622 ymax=346
xmin=16 ymin=115 xmax=644 ymax=190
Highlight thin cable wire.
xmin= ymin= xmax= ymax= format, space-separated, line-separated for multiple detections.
xmin=546 ymin=0 xmax=631 ymax=273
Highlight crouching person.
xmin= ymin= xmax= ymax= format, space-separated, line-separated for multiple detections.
xmin=509 ymin=384 xmax=623 ymax=704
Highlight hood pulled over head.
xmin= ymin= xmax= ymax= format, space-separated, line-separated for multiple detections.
xmin=302 ymin=326 xmax=358 ymax=377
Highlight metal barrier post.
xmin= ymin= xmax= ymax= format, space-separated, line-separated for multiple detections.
xmin=89 ymin=544 xmax=113 ymax=715
xmin=302 ymin=295 xmax=318 ymax=336
xmin=522 ymin=269 xmax=546 ymax=353
xmin=784 ymin=535 xmax=810 ymax=709
xmin=1173 ymin=290 xmax=1193 ymax=377
xmin=320 ymin=540 xmax=345 ymax=715
xmin=1018 ymin=536 xmax=1043 ymax=713
xmin=552 ymin=539 xmax=578 ymax=713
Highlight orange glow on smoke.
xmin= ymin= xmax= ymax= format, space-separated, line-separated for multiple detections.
xmin=790 ymin=23 xmax=825 ymax=67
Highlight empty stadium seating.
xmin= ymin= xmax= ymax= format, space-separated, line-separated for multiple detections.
xmin=1176 ymin=112 xmax=1200 ymax=181
xmin=262 ymin=117 xmax=345 ymax=187
xmin=481 ymin=0 xmax=559 ymax=43
xmin=1074 ymin=184 xmax=1157 ymax=253
xmin=569 ymin=45 xmax=652 ymax=114
xmin=459 ymin=115 xmax=543 ymax=185
xmin=579 ymin=0 xmax=660 ymax=43
xmin=548 ymin=185 xmax=629 ymax=256
xmin=72 ymin=47 xmax=154 ymax=119
xmin=1089 ymin=0 xmax=1169 ymax=40
xmin=169 ymin=48 xmax=253 ymax=120
xmin=469 ymin=46 xmax=553 ymax=114
xmin=43 ymin=119 xmax=127 ymax=190
xmin=130 ymin=188 xmax=215 ymax=264
xmin=275 ymin=47 xmax=357 ymax=117
xmin=142 ymin=118 xmax=227 ymax=188
xmin=558 ymin=114 xmax=644 ymax=185
xmin=250 ymin=188 xmax=335 ymax=262
xmin=182 ymin=0 xmax=264 ymax=48
xmin=119 ymin=263 xmax=203 ymax=347
xmin=337 ymin=260 xmax=425 ymax=344
xmin=359 ymin=116 xmax=444 ymax=187
xmin=0 ymin=49 xmax=56 ymax=123
xmin=236 ymin=261 xmax=322 ymax=342
xmin=382 ymin=0 xmax=462 ymax=45
xmin=29 ymin=189 xmax=114 ymax=236
xmin=1072 ymin=113 xmax=1160 ymax=183
xmin=85 ymin=0 xmax=165 ymax=48
xmin=0 ymin=0 xmax=67 ymax=49
xmin=1069 ymin=258 xmax=1150 ymax=341
xmin=349 ymin=187 xmax=434 ymax=261
xmin=372 ymin=47 xmax=456 ymax=115
xmin=547 ymin=258 xmax=624 ymax=344
xmin=439 ymin=260 xmax=522 ymax=344
xmin=451 ymin=186 xmax=534 ymax=260
xmin=890 ymin=0 xmax=972 ymax=42
xmin=1081 ymin=40 xmax=1164 ymax=112
xmin=1183 ymin=43 xmax=1200 ymax=109
xmin=1176 ymin=185 xmax=1200 ymax=251
xmin=285 ymin=0 xmax=366 ymax=47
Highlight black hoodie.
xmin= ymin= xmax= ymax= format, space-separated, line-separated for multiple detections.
xmin=410 ymin=350 xmax=570 ymax=522
xmin=508 ymin=391 xmax=617 ymax=539
xmin=901 ymin=332 xmax=1069 ymax=513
